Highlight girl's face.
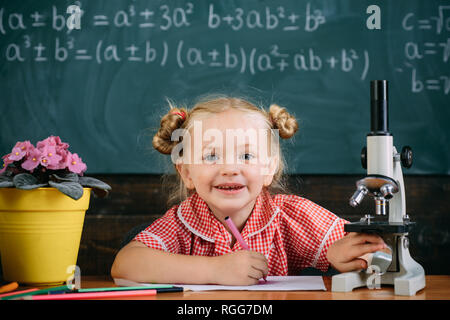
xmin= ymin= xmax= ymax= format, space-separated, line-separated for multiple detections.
xmin=176 ymin=109 xmax=278 ymax=222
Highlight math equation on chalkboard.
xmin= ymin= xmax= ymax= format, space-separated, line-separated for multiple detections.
xmin=0 ymin=1 xmax=448 ymax=95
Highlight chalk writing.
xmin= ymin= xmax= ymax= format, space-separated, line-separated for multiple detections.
xmin=0 ymin=2 xmax=448 ymax=94
xmin=398 ymin=5 xmax=449 ymax=95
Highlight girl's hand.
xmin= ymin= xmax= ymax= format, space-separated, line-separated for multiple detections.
xmin=326 ymin=232 xmax=387 ymax=273
xmin=210 ymin=250 xmax=268 ymax=286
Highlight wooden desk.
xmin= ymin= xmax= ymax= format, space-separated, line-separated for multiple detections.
xmin=78 ymin=275 xmax=450 ymax=300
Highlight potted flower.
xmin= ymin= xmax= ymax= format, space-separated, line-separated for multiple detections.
xmin=0 ymin=136 xmax=111 ymax=285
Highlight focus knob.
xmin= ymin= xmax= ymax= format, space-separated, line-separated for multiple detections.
xmin=401 ymin=146 xmax=413 ymax=168
xmin=361 ymin=146 xmax=367 ymax=169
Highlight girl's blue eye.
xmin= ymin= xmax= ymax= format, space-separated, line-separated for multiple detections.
xmin=203 ymin=153 xmax=219 ymax=162
xmin=240 ymin=153 xmax=255 ymax=161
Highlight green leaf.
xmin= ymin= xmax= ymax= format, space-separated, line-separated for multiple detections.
xmin=49 ymin=181 xmax=84 ymax=200
xmin=13 ymin=173 xmax=47 ymax=190
xmin=0 ymin=174 xmax=14 ymax=188
xmin=50 ymin=172 xmax=79 ymax=183
xmin=79 ymin=176 xmax=111 ymax=198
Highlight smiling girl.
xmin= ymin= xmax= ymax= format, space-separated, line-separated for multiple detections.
xmin=111 ymin=95 xmax=387 ymax=285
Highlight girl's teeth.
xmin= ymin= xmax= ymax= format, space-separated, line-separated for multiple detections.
xmin=217 ymin=186 xmax=241 ymax=189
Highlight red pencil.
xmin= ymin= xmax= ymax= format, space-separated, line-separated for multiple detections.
xmin=24 ymin=289 xmax=157 ymax=300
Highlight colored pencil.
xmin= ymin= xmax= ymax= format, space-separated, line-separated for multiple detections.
xmin=25 ymin=289 xmax=157 ymax=300
xmin=0 ymin=281 xmax=18 ymax=294
xmin=224 ymin=216 xmax=267 ymax=282
xmin=77 ymin=284 xmax=174 ymax=293
xmin=224 ymin=216 xmax=249 ymax=250
xmin=0 ymin=288 xmax=39 ymax=300
xmin=153 ymin=287 xmax=184 ymax=293
xmin=1 ymin=284 xmax=74 ymax=300
xmin=48 ymin=286 xmax=185 ymax=294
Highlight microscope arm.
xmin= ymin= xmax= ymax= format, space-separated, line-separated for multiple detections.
xmin=390 ymin=146 xmax=406 ymax=223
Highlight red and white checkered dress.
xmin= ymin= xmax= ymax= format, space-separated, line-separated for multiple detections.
xmin=134 ymin=189 xmax=348 ymax=275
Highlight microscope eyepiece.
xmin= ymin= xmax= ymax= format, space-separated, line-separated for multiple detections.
xmin=369 ymin=80 xmax=391 ymax=136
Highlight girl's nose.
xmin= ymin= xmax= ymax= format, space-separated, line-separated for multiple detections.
xmin=219 ymin=163 xmax=240 ymax=176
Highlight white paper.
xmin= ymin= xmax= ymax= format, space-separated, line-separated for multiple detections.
xmin=114 ymin=276 xmax=326 ymax=292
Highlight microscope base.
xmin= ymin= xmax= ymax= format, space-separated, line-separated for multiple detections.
xmin=331 ymin=235 xmax=426 ymax=296
xmin=331 ymin=269 xmax=425 ymax=296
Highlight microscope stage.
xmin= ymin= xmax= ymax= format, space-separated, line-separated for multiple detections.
xmin=344 ymin=221 xmax=415 ymax=234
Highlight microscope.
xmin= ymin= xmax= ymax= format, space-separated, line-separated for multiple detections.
xmin=331 ymin=80 xmax=425 ymax=296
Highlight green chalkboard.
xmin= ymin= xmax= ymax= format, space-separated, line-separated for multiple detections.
xmin=0 ymin=0 xmax=449 ymax=174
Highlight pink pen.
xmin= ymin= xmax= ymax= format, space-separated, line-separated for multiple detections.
xmin=224 ymin=216 xmax=267 ymax=282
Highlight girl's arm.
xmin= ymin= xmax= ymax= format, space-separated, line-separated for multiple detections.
xmin=111 ymin=241 xmax=214 ymax=284
xmin=111 ymin=241 xmax=268 ymax=285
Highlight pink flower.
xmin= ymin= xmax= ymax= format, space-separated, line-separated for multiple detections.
xmin=8 ymin=141 xmax=33 ymax=161
xmin=37 ymin=139 xmax=63 ymax=169
xmin=9 ymin=147 xmax=26 ymax=161
xmin=0 ymin=154 xmax=14 ymax=173
xmin=37 ymin=136 xmax=69 ymax=150
xmin=67 ymin=153 xmax=87 ymax=175
xmin=36 ymin=136 xmax=71 ymax=170
xmin=21 ymin=147 xmax=42 ymax=172
xmin=54 ymin=136 xmax=69 ymax=150
xmin=54 ymin=145 xmax=70 ymax=170
xmin=43 ymin=146 xmax=63 ymax=169
xmin=1 ymin=136 xmax=87 ymax=175
xmin=17 ymin=140 xmax=33 ymax=152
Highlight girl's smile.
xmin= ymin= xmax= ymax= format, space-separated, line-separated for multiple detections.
xmin=213 ymin=183 xmax=246 ymax=195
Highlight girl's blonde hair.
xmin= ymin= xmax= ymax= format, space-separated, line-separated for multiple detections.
xmin=152 ymin=94 xmax=299 ymax=207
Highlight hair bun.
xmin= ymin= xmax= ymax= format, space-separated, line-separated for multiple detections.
xmin=153 ymin=107 xmax=188 ymax=155
xmin=269 ymin=104 xmax=299 ymax=139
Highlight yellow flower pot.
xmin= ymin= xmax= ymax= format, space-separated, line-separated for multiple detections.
xmin=0 ymin=187 xmax=90 ymax=286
